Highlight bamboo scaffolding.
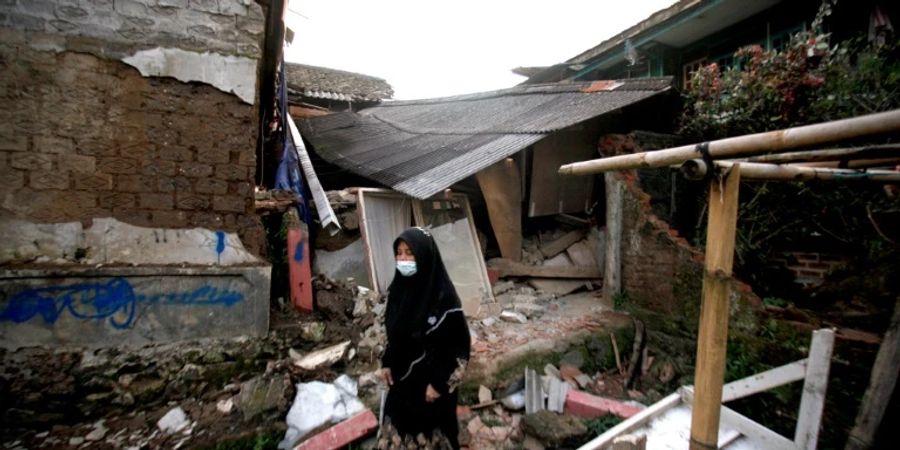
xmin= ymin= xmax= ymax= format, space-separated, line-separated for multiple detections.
xmin=795 ymin=158 xmax=900 ymax=169
xmin=680 ymin=160 xmax=900 ymax=182
xmin=744 ymin=144 xmax=900 ymax=163
xmin=558 ymin=109 xmax=900 ymax=175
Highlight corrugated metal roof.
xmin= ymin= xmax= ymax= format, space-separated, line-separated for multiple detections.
xmin=300 ymin=78 xmax=672 ymax=199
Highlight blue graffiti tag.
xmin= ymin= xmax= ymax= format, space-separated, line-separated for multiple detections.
xmin=0 ymin=278 xmax=243 ymax=329
xmin=216 ymin=231 xmax=226 ymax=264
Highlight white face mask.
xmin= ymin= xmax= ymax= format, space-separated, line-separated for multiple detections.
xmin=396 ymin=260 xmax=417 ymax=277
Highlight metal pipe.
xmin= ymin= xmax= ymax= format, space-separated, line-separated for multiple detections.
xmin=559 ymin=109 xmax=900 ymax=175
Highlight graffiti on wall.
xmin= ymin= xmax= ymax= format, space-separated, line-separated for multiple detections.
xmin=0 ymin=277 xmax=243 ymax=329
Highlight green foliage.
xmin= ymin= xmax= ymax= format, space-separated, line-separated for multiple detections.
xmin=612 ymin=291 xmax=629 ymax=310
xmin=200 ymin=431 xmax=280 ymax=450
xmin=583 ymin=415 xmax=623 ymax=436
xmin=678 ymin=1 xmax=900 ymax=297
xmin=762 ymin=297 xmax=788 ymax=307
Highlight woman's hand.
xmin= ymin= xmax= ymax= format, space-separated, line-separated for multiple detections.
xmin=380 ymin=368 xmax=394 ymax=386
xmin=425 ymin=384 xmax=441 ymax=402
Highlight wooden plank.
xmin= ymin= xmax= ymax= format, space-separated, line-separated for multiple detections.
xmin=476 ymin=159 xmax=523 ymax=261
xmin=682 ymin=388 xmax=795 ymax=450
xmin=689 ymin=166 xmax=741 ymax=450
xmin=603 ymin=173 xmax=623 ymax=302
xmin=794 ymin=329 xmax=835 ymax=449
xmin=487 ymin=258 xmax=602 ymax=279
xmin=540 ymin=229 xmax=587 ymax=258
xmin=577 ymin=392 xmax=682 ymax=449
xmin=721 ymin=359 xmax=808 ymax=402
xmin=286 ymin=209 xmax=314 ymax=312
xmin=846 ymin=298 xmax=900 ymax=450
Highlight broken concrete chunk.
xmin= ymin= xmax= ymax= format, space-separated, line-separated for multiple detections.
xmin=237 ymin=375 xmax=291 ymax=419
xmin=217 ymin=399 xmax=234 ymax=414
xmin=575 ymin=374 xmax=593 ymax=389
xmin=499 ymin=311 xmax=527 ymax=324
xmin=279 ymin=375 xmax=366 ymax=449
xmin=612 ymin=434 xmax=647 ymax=450
xmin=481 ymin=317 xmax=497 ymax=327
xmin=521 ymin=410 xmax=588 ymax=448
xmin=300 ymin=322 xmax=327 ymax=342
xmin=543 ymin=364 xmax=561 ymax=380
xmin=492 ymin=280 xmax=516 ymax=296
xmin=514 ymin=303 xmax=546 ymax=319
xmin=293 ymin=341 xmax=351 ymax=371
xmin=157 ymin=407 xmax=189 ymax=434
xmin=478 ymin=385 xmax=493 ymax=404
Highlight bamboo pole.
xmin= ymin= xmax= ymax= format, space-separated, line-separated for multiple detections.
xmin=558 ymin=109 xmax=900 ymax=175
xmin=797 ymin=157 xmax=900 ymax=169
xmin=745 ymin=144 xmax=900 ymax=164
xmin=690 ymin=165 xmax=741 ymax=450
xmin=680 ymin=160 xmax=900 ymax=182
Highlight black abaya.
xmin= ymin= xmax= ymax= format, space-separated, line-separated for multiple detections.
xmin=379 ymin=227 xmax=471 ymax=450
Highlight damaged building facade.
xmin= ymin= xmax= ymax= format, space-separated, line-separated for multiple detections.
xmin=0 ymin=0 xmax=274 ymax=347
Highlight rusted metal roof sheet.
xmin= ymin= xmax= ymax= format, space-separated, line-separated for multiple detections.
xmin=300 ymin=78 xmax=672 ymax=199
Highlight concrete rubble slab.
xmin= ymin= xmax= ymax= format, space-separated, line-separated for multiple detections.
xmin=293 ymin=341 xmax=351 ymax=371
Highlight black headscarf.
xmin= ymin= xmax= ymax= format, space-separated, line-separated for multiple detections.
xmin=385 ymin=227 xmax=462 ymax=344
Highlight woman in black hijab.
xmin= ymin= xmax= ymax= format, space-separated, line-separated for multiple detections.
xmin=377 ymin=227 xmax=471 ymax=450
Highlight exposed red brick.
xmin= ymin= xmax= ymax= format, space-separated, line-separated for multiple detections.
xmin=564 ymin=390 xmax=643 ymax=419
xmin=294 ymin=410 xmax=378 ymax=450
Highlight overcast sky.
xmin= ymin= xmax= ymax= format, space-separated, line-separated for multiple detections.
xmin=284 ymin=0 xmax=677 ymax=100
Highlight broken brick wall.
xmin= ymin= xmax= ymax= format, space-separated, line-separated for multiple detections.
xmin=600 ymin=133 xmax=762 ymax=338
xmin=0 ymin=0 xmax=267 ymax=254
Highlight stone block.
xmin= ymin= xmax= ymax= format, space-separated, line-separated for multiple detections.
xmin=215 ymin=165 xmax=247 ymax=181
xmin=141 ymin=160 xmax=177 ymax=177
xmin=157 ymin=0 xmax=189 ymax=8
xmin=236 ymin=149 xmax=255 ymax=167
xmin=189 ymin=0 xmax=219 ymax=14
xmin=76 ymin=140 xmax=118 ymax=157
xmin=204 ymin=147 xmax=230 ymax=164
xmin=100 ymin=192 xmax=136 ymax=209
xmin=97 ymin=157 xmax=139 ymax=174
xmin=178 ymin=162 xmax=213 ymax=178
xmin=19 ymin=0 xmax=55 ymax=19
xmin=157 ymin=176 xmax=193 ymax=193
xmin=212 ymin=195 xmax=246 ymax=213
xmin=10 ymin=152 xmax=54 ymax=171
xmin=0 ymin=169 xmax=25 ymax=190
xmin=0 ymin=136 xmax=28 ymax=152
xmin=151 ymin=210 xmax=188 ymax=228
xmin=195 ymin=178 xmax=228 ymax=195
xmin=219 ymin=0 xmax=249 ymax=16
xmin=229 ymin=181 xmax=252 ymax=196
xmin=114 ymin=208 xmax=153 ymax=227
xmin=59 ymin=154 xmax=96 ymax=173
xmin=190 ymin=212 xmax=224 ymax=229
xmin=139 ymin=193 xmax=174 ymax=210
xmin=176 ymin=193 xmax=210 ymax=210
xmin=30 ymin=172 xmax=70 ymax=190
xmin=114 ymin=0 xmax=148 ymax=17
xmin=55 ymin=5 xmax=90 ymax=20
xmin=156 ymin=146 xmax=194 ymax=162
xmin=116 ymin=175 xmax=156 ymax=193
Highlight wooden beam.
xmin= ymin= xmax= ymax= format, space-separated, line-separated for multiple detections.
xmin=476 ymin=159 xmax=523 ymax=261
xmin=558 ymin=109 xmax=900 ymax=175
xmin=604 ymin=173 xmax=624 ymax=302
xmin=540 ymin=229 xmax=587 ymax=258
xmin=794 ymin=329 xmax=835 ymax=449
xmin=681 ymin=160 xmax=900 ymax=182
xmin=690 ymin=165 xmax=741 ymax=450
xmin=846 ymin=297 xmax=900 ymax=450
xmin=487 ymin=258 xmax=602 ymax=279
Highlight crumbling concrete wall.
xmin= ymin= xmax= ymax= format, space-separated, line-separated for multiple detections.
xmin=0 ymin=0 xmax=266 ymax=254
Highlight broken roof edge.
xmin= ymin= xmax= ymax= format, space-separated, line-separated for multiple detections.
xmin=375 ymin=77 xmax=673 ymax=107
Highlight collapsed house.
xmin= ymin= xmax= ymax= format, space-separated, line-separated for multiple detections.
xmin=298 ymin=78 xmax=678 ymax=316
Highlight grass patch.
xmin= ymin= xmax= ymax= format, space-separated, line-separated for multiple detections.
xmin=584 ymin=415 xmax=622 ymax=436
